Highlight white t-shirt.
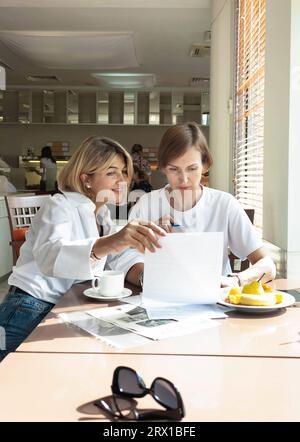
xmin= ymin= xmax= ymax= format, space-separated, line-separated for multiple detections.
xmin=129 ymin=186 xmax=263 ymax=275
xmin=40 ymin=157 xmax=57 ymax=179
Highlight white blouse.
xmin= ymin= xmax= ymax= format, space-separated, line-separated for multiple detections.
xmin=9 ymin=191 xmax=142 ymax=304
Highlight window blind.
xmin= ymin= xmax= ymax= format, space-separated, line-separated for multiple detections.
xmin=233 ymin=0 xmax=266 ymax=233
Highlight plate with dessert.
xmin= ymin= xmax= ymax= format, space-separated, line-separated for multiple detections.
xmin=218 ymin=281 xmax=296 ymax=313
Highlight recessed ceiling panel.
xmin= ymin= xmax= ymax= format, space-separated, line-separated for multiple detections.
xmin=0 ymin=31 xmax=139 ymax=69
xmin=91 ymin=72 xmax=155 ymax=88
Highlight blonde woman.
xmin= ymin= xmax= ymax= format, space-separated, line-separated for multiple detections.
xmin=0 ymin=136 xmax=165 ymax=361
xmin=129 ymin=123 xmax=276 ymax=288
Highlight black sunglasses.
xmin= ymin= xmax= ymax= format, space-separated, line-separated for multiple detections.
xmin=94 ymin=366 xmax=185 ymax=421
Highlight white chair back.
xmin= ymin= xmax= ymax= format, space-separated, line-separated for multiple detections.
xmin=5 ymin=194 xmax=50 ymax=228
xmin=5 ymin=194 xmax=50 ymax=265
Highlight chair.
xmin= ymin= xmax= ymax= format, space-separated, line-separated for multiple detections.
xmin=5 ymin=194 xmax=50 ymax=265
xmin=229 ymin=209 xmax=255 ymax=272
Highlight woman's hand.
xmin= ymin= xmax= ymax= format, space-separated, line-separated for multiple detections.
xmin=155 ymin=215 xmax=175 ymax=233
xmin=108 ymin=220 xmax=167 ymax=254
xmin=221 ymin=275 xmax=240 ymax=288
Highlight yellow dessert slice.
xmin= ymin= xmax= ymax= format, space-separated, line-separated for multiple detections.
xmin=275 ymin=293 xmax=283 ymax=304
xmin=262 ymin=283 xmax=273 ymax=293
xmin=242 ymin=281 xmax=264 ymax=295
xmin=229 ymin=287 xmax=242 ymax=295
xmin=239 ymin=293 xmax=277 ymax=306
xmin=226 ymin=294 xmax=242 ymax=305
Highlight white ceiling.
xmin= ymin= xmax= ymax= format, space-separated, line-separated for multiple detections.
xmin=0 ymin=0 xmax=212 ymax=90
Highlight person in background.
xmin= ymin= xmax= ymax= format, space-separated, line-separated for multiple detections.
xmin=131 ymin=164 xmax=153 ymax=193
xmin=33 ymin=145 xmax=57 ymax=192
xmin=131 ymin=144 xmax=152 ymax=176
xmin=128 ymin=122 xmax=276 ymax=289
xmin=0 ymin=136 xmax=165 ymax=361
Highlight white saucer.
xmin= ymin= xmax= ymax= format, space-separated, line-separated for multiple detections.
xmin=83 ymin=287 xmax=132 ymax=301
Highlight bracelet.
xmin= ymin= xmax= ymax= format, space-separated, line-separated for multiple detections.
xmin=90 ymin=249 xmax=101 ymax=261
xmin=138 ymin=271 xmax=144 ymax=288
xmin=227 ymin=273 xmax=241 ymax=286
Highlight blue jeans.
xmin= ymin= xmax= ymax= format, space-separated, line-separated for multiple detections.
xmin=0 ymin=286 xmax=54 ymax=362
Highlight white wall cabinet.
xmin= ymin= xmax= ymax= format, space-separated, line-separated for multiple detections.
xmin=0 ymin=89 xmax=208 ymax=126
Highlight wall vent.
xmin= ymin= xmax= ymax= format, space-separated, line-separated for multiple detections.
xmin=190 ymin=44 xmax=210 ymax=57
xmin=190 ymin=77 xmax=210 ymax=86
xmin=203 ymin=31 xmax=211 ymax=43
xmin=26 ymin=75 xmax=60 ymax=82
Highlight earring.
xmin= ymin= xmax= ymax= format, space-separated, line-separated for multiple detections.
xmin=86 ymin=183 xmax=91 ymax=189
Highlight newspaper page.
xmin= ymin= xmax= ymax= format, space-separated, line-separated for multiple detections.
xmin=59 ymin=311 xmax=151 ymax=349
xmin=86 ymin=303 xmax=219 ymax=340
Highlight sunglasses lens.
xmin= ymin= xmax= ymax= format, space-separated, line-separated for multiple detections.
xmin=113 ymin=396 xmax=137 ymax=419
xmin=153 ymin=379 xmax=179 ymax=409
xmin=96 ymin=396 xmax=137 ymax=419
xmin=118 ymin=367 xmax=145 ymax=395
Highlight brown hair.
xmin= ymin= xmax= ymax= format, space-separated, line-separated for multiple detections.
xmin=131 ymin=144 xmax=143 ymax=154
xmin=158 ymin=122 xmax=213 ymax=170
xmin=58 ymin=136 xmax=133 ymax=197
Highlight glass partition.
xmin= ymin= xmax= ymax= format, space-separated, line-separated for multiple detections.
xmin=159 ymin=92 xmax=172 ymax=124
xmin=149 ymin=91 xmax=160 ymax=125
xmin=43 ymin=90 xmax=54 ymax=123
xmin=0 ymin=89 xmax=209 ymax=126
xmin=97 ymin=91 xmax=109 ymax=124
xmin=201 ymin=92 xmax=210 ymax=126
xmin=183 ymin=92 xmax=201 ymax=122
xmin=67 ymin=90 xmax=78 ymax=124
xmin=18 ymin=91 xmax=31 ymax=123
xmin=124 ymin=92 xmax=136 ymax=124
xmin=172 ymin=92 xmax=184 ymax=124
xmin=0 ymin=91 xmax=3 ymax=122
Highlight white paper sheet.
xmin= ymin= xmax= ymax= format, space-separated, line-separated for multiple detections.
xmin=122 ymin=295 xmax=229 ymax=320
xmin=142 ymin=232 xmax=224 ymax=304
xmin=86 ymin=304 xmax=220 ymax=340
xmin=142 ymin=302 xmax=229 ymax=320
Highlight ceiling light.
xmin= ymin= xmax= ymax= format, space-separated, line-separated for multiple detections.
xmin=27 ymin=75 xmax=60 ymax=82
xmin=92 ymin=73 xmax=155 ymax=89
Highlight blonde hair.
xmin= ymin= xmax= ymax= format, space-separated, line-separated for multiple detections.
xmin=58 ymin=136 xmax=133 ymax=197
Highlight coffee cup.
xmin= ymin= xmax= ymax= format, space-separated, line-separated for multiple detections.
xmin=92 ymin=270 xmax=125 ymax=297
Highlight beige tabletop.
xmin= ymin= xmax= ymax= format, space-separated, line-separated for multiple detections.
xmin=1 ymin=351 xmax=300 ymax=422
xmin=16 ymin=279 xmax=300 ymax=358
